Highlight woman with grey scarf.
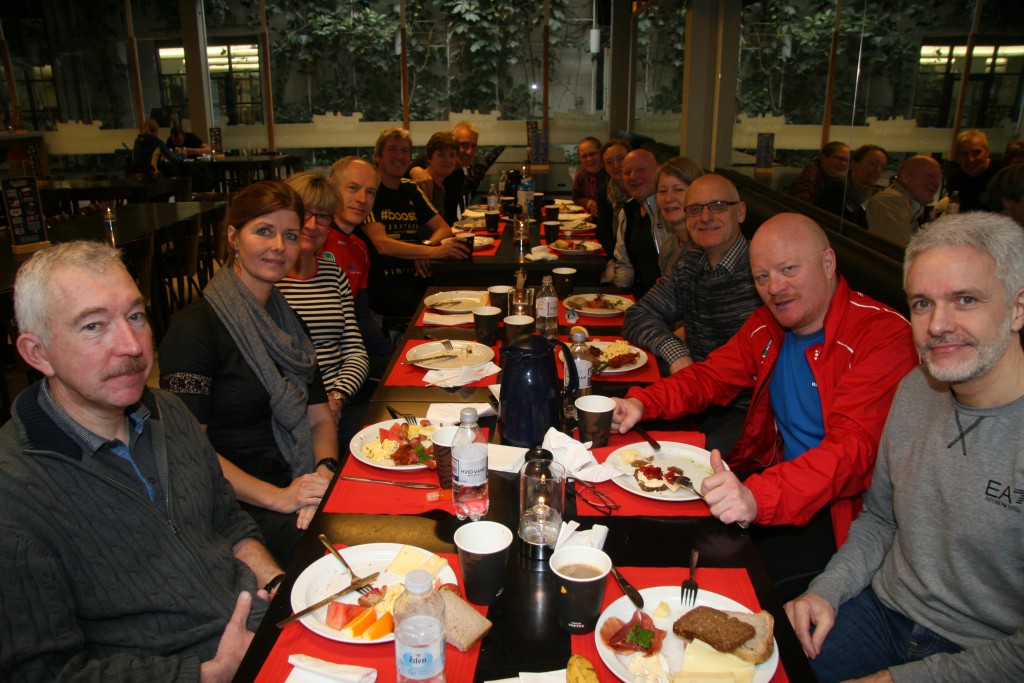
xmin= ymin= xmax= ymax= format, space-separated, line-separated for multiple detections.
xmin=160 ymin=180 xmax=339 ymax=564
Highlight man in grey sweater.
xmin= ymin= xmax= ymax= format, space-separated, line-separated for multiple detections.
xmin=785 ymin=212 xmax=1024 ymax=682
xmin=0 ymin=242 xmax=284 ymax=682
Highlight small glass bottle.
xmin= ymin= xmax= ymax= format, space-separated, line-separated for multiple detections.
xmin=103 ymin=206 xmax=117 ymax=247
xmin=535 ymin=275 xmax=558 ymax=339
xmin=394 ymin=569 xmax=446 ymax=683
xmin=452 ymin=407 xmax=489 ymax=521
xmin=517 ymin=172 xmax=535 ymax=219
xmin=487 ymin=183 xmax=499 ymax=211
xmin=567 ymin=329 xmax=594 ymax=397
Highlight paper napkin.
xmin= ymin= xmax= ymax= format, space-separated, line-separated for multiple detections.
xmin=487 ymin=443 xmax=528 ymax=473
xmin=423 ymin=312 xmax=474 ymax=326
xmin=422 ymin=361 xmax=500 ymax=387
xmin=426 ymin=403 xmax=496 ymax=423
xmin=285 ymin=654 xmax=376 ymax=683
xmin=555 ymin=521 xmax=609 ymax=550
xmin=485 ymin=672 xmax=566 ymax=683
xmin=541 ymin=428 xmax=620 ymax=482
xmin=525 ymin=246 xmax=557 ymax=262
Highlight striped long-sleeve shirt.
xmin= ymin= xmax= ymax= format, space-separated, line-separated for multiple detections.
xmin=276 ymin=258 xmax=370 ymax=403
xmin=623 ymin=235 xmax=761 ymax=366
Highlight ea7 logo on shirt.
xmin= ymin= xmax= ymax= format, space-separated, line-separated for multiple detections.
xmin=984 ymin=480 xmax=1024 ymax=513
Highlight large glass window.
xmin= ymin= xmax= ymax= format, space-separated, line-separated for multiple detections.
xmin=914 ymin=42 xmax=1024 ymax=128
xmin=158 ymin=44 xmax=263 ymax=125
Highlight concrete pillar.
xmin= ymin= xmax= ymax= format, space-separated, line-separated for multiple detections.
xmin=606 ymin=0 xmax=632 ymax=137
xmin=179 ymin=0 xmax=214 ymax=138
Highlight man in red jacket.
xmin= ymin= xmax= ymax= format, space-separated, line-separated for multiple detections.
xmin=612 ymin=213 xmax=918 ymax=600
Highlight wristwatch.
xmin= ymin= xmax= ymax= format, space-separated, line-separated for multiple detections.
xmin=315 ymin=458 xmax=339 ymax=474
xmin=328 ymin=389 xmax=346 ymax=404
xmin=422 ymin=239 xmax=435 ymax=246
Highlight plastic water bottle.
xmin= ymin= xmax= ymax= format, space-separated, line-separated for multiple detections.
xmin=566 ymin=329 xmax=594 ymax=396
xmin=517 ymin=172 xmax=535 ymax=219
xmin=103 ymin=207 xmax=117 ymax=247
xmin=487 ymin=183 xmax=499 ymax=211
xmin=394 ymin=569 xmax=446 ymax=683
xmin=452 ymin=407 xmax=489 ymax=520
xmin=535 ymin=275 xmax=558 ymax=339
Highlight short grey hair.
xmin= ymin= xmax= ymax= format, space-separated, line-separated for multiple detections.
xmin=904 ymin=212 xmax=1024 ymax=302
xmin=451 ymin=121 xmax=478 ymax=137
xmin=15 ymin=241 xmax=127 ymax=342
xmin=329 ymin=156 xmax=379 ymax=185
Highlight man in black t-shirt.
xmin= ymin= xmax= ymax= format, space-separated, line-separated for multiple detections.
xmin=167 ymin=125 xmax=212 ymax=156
xmin=359 ymin=128 xmax=468 ymax=317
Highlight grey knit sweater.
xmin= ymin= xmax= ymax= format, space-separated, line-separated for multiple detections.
xmin=0 ymin=383 xmax=268 ymax=682
xmin=808 ymin=366 xmax=1024 ymax=682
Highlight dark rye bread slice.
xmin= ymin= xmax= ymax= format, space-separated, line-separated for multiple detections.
xmin=672 ymin=606 xmax=756 ymax=652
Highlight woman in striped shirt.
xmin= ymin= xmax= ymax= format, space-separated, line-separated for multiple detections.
xmin=278 ymin=173 xmax=370 ymax=434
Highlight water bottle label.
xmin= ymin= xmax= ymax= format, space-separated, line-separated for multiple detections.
xmin=453 ymin=444 xmax=488 ymax=486
xmin=536 ymin=296 xmax=557 ymax=317
xmin=566 ymin=358 xmax=592 ymax=389
xmin=396 ymin=644 xmax=444 ymax=679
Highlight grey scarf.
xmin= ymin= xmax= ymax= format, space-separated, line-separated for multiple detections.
xmin=204 ymin=267 xmax=317 ymax=477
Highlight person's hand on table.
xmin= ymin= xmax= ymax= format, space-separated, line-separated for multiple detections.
xmin=296 ymin=504 xmax=317 ymax=530
xmin=701 ymin=450 xmax=757 ymax=525
xmin=785 ymin=591 xmax=836 ymax=659
xmin=435 ymin=239 xmax=470 ymax=261
xmin=582 ymin=198 xmax=598 ymax=216
xmin=414 ymin=259 xmax=433 ymax=278
xmin=276 ymin=472 xmax=329 ymax=514
xmin=611 ymin=397 xmax=644 ymax=432
xmin=409 ymin=166 xmax=434 ymax=197
xmin=327 ymin=394 xmax=342 ymax=424
xmin=200 ymin=591 xmax=255 ymax=683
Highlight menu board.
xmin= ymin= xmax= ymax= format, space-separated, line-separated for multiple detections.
xmin=2 ymin=176 xmax=49 ymax=251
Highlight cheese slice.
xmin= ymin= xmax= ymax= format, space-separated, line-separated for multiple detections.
xmin=619 ymin=449 xmax=643 ymax=467
xmin=673 ymin=673 xmax=737 ymax=683
xmin=681 ymin=639 xmax=755 ymax=683
xmin=386 ymin=545 xmax=429 ymax=577
xmin=415 ymin=553 xmax=449 ymax=579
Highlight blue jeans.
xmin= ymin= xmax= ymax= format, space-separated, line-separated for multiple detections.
xmin=811 ymin=586 xmax=963 ymax=683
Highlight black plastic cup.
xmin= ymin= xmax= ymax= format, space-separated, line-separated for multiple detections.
xmin=473 ymin=306 xmax=502 ymax=346
xmin=543 ymin=221 xmax=560 ymax=245
xmin=485 ymin=210 xmax=501 ymax=233
xmin=455 ymin=521 xmax=514 ymax=605
xmin=544 ymin=204 xmax=560 ymax=221
xmin=575 ymin=395 xmax=615 ymax=448
xmin=552 ymin=267 xmax=576 ymax=299
xmin=549 ymin=546 xmax=612 ymax=634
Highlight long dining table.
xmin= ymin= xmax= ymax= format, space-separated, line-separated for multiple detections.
xmin=233 ymin=286 xmax=817 ymax=683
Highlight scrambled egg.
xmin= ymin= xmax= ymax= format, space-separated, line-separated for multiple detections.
xmin=362 ymin=438 xmax=399 ymax=462
xmin=600 ymin=339 xmax=633 ymax=362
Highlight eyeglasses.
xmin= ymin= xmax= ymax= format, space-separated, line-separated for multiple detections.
xmin=570 ymin=478 xmax=620 ymax=516
xmin=305 ymin=209 xmax=333 ymax=227
xmin=683 ymin=200 xmax=739 ymax=217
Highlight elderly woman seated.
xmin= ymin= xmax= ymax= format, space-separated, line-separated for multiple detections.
xmin=278 ymin=172 xmax=370 ymax=444
xmin=159 ymin=180 xmax=339 ymax=565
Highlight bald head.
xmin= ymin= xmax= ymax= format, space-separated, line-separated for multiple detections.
xmin=750 ymin=214 xmax=838 ymax=335
xmin=622 ymin=149 xmax=658 ymax=200
xmin=896 ymin=156 xmax=941 ymax=205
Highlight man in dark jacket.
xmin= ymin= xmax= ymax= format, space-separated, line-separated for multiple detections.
xmin=0 ymin=241 xmax=283 ymax=682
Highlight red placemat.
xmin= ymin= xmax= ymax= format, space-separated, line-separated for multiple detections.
xmin=323 ymin=457 xmax=449 ymax=515
xmin=472 ymin=239 xmax=501 ymax=257
xmin=253 ymin=552 xmax=484 ymax=683
xmin=575 ymin=431 xmax=711 ymax=517
xmin=571 ymin=566 xmax=789 ymax=683
xmin=558 ymin=296 xmax=635 ymax=326
xmin=555 ymin=336 xmax=662 ymax=384
xmin=384 ymin=339 xmax=500 ymax=387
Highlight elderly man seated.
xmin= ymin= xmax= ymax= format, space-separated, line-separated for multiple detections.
xmin=787 ymin=212 xmax=1024 ymax=683
xmin=865 ymin=155 xmax=942 ymax=245
xmin=947 ymin=129 xmax=1003 ymax=212
xmin=622 ymin=173 xmax=761 ymax=453
xmin=572 ymin=136 xmax=608 ymax=216
xmin=612 ymin=214 xmax=918 ymax=600
xmin=612 ymin=149 xmax=674 ymax=298
xmin=0 ymin=242 xmax=282 ymax=682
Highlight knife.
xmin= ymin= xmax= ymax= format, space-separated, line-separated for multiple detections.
xmin=340 ymin=475 xmax=439 ymax=489
xmin=276 ymin=572 xmax=380 ymax=628
xmin=401 ymin=354 xmax=459 ymax=365
xmin=610 ymin=566 xmax=644 ymax=608
xmin=633 ymin=425 xmax=661 ymax=452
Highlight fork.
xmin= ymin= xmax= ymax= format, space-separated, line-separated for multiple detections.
xmin=318 ymin=533 xmax=374 ymax=595
xmin=440 ymin=339 xmax=455 ymax=351
xmin=682 ymin=548 xmax=699 ymax=606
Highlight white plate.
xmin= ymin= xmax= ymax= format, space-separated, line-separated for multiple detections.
xmin=405 ymin=340 xmax=495 ymax=370
xmin=559 ymin=221 xmax=597 ymax=233
xmin=564 ymin=294 xmax=633 ymax=317
xmin=350 ymin=418 xmax=435 ymax=471
xmin=471 ymin=236 xmax=495 ymax=251
xmin=290 ymin=543 xmax=458 ymax=644
xmin=424 ymin=290 xmax=488 ymax=314
xmin=595 ymin=586 xmax=778 ymax=683
xmin=588 ymin=340 xmax=648 ymax=375
xmin=549 ymin=240 xmax=603 ymax=256
xmin=607 ymin=442 xmax=718 ymax=502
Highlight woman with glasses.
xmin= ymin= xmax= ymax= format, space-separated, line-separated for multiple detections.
xmin=277 ymin=173 xmax=369 ymax=445
xmin=815 ymin=144 xmax=888 ymax=229
xmin=159 ymin=180 xmax=339 ymax=565
xmin=790 ymin=141 xmax=850 ymax=204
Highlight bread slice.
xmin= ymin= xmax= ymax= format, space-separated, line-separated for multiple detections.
xmin=723 ymin=610 xmax=774 ymax=664
xmin=439 ymin=588 xmax=492 ymax=652
xmin=673 ymin=606 xmax=755 ymax=652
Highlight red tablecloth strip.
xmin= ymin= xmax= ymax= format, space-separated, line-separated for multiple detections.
xmin=555 ymin=336 xmax=661 ymax=384
xmin=574 ymin=431 xmax=710 ymax=518
xmin=384 ymin=339 xmax=501 ymax=387
xmin=323 ymin=457 xmax=449 ymax=515
xmin=571 ymin=566 xmax=789 ymax=683
xmin=253 ymin=552 xmax=484 ymax=683
xmin=557 ymin=295 xmax=635 ymax=326
xmin=472 ymin=239 xmax=501 ymax=257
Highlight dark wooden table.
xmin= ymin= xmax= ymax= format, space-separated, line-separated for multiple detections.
xmin=39 ymin=176 xmax=180 ymax=214
xmin=194 ymin=154 xmax=305 ymax=192
xmin=233 ymin=293 xmax=817 ymax=683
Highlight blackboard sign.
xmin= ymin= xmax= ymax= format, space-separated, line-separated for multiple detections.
xmin=2 ymin=176 xmax=49 ymax=252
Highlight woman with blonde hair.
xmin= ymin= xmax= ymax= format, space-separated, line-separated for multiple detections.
xmin=655 ymin=156 xmax=705 ymax=271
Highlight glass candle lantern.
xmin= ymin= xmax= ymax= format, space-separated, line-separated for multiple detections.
xmin=518 ymin=459 xmax=565 ymax=565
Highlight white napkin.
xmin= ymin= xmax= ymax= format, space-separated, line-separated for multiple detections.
xmin=485 ymin=672 xmax=566 ymax=683
xmin=525 ymin=246 xmax=557 ymax=262
xmin=487 ymin=443 xmax=528 ymax=472
xmin=422 ymin=361 xmax=500 ymax=387
xmin=489 ymin=384 xmax=501 ymax=400
xmin=426 ymin=403 xmax=496 ymax=423
xmin=423 ymin=312 xmax=474 ymax=326
xmin=285 ymin=654 xmax=376 ymax=683
xmin=555 ymin=520 xmax=609 ymax=550
xmin=541 ymin=428 xmax=620 ymax=483
xmin=462 ymin=209 xmax=486 ymax=218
